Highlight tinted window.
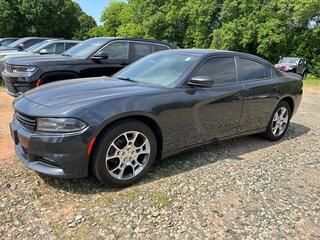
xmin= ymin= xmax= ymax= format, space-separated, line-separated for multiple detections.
xmin=0 ymin=39 xmax=18 ymax=46
xmin=54 ymin=43 xmax=65 ymax=54
xmin=114 ymin=52 xmax=200 ymax=87
xmin=23 ymin=39 xmax=44 ymax=48
xmin=63 ymin=38 xmax=110 ymax=59
xmin=155 ymin=45 xmax=169 ymax=52
xmin=239 ymin=58 xmax=272 ymax=81
xmin=194 ymin=57 xmax=236 ymax=85
xmin=98 ymin=41 xmax=129 ymax=60
xmin=65 ymin=42 xmax=78 ymax=51
xmin=133 ymin=43 xmax=152 ymax=61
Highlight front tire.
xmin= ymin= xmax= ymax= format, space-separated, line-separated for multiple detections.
xmin=263 ymin=101 xmax=291 ymax=141
xmin=91 ymin=119 xmax=157 ymax=187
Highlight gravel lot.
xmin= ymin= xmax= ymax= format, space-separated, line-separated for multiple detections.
xmin=0 ymin=88 xmax=319 ymax=239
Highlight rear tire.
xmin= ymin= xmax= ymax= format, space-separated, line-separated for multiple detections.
xmin=263 ymin=101 xmax=291 ymax=141
xmin=91 ymin=119 xmax=157 ymax=187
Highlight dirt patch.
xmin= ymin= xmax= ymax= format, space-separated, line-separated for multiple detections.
xmin=0 ymin=89 xmax=14 ymax=162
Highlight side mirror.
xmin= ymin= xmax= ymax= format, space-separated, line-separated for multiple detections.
xmin=187 ymin=76 xmax=214 ymax=88
xmin=18 ymin=43 xmax=25 ymax=50
xmin=91 ymin=52 xmax=108 ymax=61
xmin=39 ymin=49 xmax=48 ymax=55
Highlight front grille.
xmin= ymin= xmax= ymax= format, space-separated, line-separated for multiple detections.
xmin=15 ymin=112 xmax=36 ymax=132
xmin=5 ymin=63 xmax=13 ymax=73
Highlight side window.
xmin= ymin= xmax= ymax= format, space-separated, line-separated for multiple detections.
xmin=98 ymin=41 xmax=129 ymax=60
xmin=65 ymin=42 xmax=78 ymax=51
xmin=133 ymin=43 xmax=152 ymax=61
xmin=239 ymin=58 xmax=272 ymax=81
xmin=44 ymin=43 xmax=55 ymax=53
xmin=54 ymin=43 xmax=65 ymax=54
xmin=154 ymin=44 xmax=169 ymax=52
xmin=24 ymin=39 xmax=43 ymax=48
xmin=194 ymin=57 xmax=236 ymax=85
xmin=44 ymin=43 xmax=64 ymax=54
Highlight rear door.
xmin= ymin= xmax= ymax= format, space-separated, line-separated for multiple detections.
xmin=237 ymin=57 xmax=281 ymax=133
xmin=180 ymin=56 xmax=245 ymax=147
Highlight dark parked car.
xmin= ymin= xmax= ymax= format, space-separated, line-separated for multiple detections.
xmin=0 ymin=37 xmax=20 ymax=46
xmin=275 ymin=57 xmax=308 ymax=79
xmin=0 ymin=37 xmax=54 ymax=52
xmin=2 ymin=37 xmax=176 ymax=96
xmin=10 ymin=50 xmax=303 ymax=187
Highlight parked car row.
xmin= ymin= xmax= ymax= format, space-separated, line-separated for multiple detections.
xmin=5 ymin=36 xmax=303 ymax=186
xmin=1 ymin=37 xmax=176 ymax=96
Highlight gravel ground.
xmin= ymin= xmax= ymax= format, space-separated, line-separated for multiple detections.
xmin=0 ymin=88 xmax=319 ymax=239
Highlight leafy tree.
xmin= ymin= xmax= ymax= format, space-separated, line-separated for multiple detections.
xmin=73 ymin=13 xmax=97 ymax=40
xmin=0 ymin=0 xmax=26 ymax=37
xmin=18 ymin=0 xmax=82 ymax=38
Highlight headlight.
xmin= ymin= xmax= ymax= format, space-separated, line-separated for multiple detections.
xmin=5 ymin=63 xmax=38 ymax=77
xmin=12 ymin=65 xmax=37 ymax=73
xmin=36 ymin=118 xmax=87 ymax=133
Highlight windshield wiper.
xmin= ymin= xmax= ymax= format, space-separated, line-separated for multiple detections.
xmin=117 ymin=77 xmax=136 ymax=82
xmin=62 ymin=53 xmax=71 ymax=57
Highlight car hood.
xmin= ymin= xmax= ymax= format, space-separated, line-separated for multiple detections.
xmin=3 ymin=51 xmax=36 ymax=58
xmin=0 ymin=46 xmax=19 ymax=52
xmin=23 ymin=77 xmax=161 ymax=107
xmin=5 ymin=54 xmax=82 ymax=66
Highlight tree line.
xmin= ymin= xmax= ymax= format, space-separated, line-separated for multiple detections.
xmin=90 ymin=0 xmax=320 ymax=76
xmin=0 ymin=0 xmax=96 ymax=40
xmin=0 ymin=0 xmax=319 ymax=76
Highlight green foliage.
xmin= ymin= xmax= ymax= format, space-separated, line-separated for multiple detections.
xmin=94 ymin=0 xmax=319 ymax=76
xmin=73 ymin=14 xmax=97 ymax=40
xmin=0 ymin=0 xmax=95 ymax=39
xmin=0 ymin=0 xmax=319 ymax=76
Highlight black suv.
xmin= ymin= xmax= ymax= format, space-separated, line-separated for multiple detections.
xmin=275 ymin=57 xmax=308 ymax=79
xmin=2 ymin=37 xmax=176 ymax=96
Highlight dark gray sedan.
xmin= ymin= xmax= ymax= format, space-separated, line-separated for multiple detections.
xmin=10 ymin=50 xmax=303 ymax=187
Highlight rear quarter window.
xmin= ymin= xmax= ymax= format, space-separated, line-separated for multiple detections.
xmin=239 ymin=58 xmax=272 ymax=81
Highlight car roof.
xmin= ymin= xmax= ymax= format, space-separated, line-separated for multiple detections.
xmin=43 ymin=39 xmax=82 ymax=43
xmin=89 ymin=37 xmax=176 ymax=48
xmin=166 ymin=49 xmax=274 ymax=66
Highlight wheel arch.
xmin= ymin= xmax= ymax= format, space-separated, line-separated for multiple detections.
xmin=40 ymin=71 xmax=80 ymax=83
xmin=279 ymin=96 xmax=294 ymax=115
xmin=89 ymin=113 xmax=164 ymax=164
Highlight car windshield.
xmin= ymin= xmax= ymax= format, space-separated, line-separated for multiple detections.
xmin=0 ymin=39 xmax=17 ymax=46
xmin=7 ymin=38 xmax=30 ymax=48
xmin=114 ymin=51 xmax=201 ymax=87
xmin=62 ymin=38 xmax=109 ymax=59
xmin=279 ymin=58 xmax=299 ymax=65
xmin=24 ymin=40 xmax=51 ymax=52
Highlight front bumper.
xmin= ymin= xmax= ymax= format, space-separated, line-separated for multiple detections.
xmin=2 ymin=71 xmax=36 ymax=97
xmin=10 ymin=117 xmax=91 ymax=178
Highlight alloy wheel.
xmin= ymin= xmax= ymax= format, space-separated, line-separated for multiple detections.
xmin=105 ymin=131 xmax=151 ymax=180
xmin=271 ymin=107 xmax=289 ymax=137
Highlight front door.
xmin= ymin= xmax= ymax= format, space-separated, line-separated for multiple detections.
xmin=83 ymin=41 xmax=130 ymax=77
xmin=179 ymin=57 xmax=245 ymax=147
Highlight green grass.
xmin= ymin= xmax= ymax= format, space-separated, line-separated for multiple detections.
xmin=304 ymin=75 xmax=320 ymax=90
